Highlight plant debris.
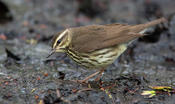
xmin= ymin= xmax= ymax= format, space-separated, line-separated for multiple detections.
xmin=141 ymin=86 xmax=175 ymax=97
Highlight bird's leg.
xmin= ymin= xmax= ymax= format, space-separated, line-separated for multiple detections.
xmin=77 ymin=68 xmax=105 ymax=83
xmin=95 ymin=68 xmax=105 ymax=81
xmin=77 ymin=71 xmax=100 ymax=83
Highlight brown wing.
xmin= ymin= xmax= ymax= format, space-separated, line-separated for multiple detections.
xmin=69 ymin=18 xmax=166 ymax=53
xmin=69 ymin=24 xmax=139 ymax=53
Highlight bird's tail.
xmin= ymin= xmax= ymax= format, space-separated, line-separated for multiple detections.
xmin=142 ymin=17 xmax=167 ymax=28
xmin=131 ymin=17 xmax=167 ymax=32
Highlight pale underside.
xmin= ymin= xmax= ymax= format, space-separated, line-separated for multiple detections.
xmin=67 ymin=43 xmax=128 ymax=69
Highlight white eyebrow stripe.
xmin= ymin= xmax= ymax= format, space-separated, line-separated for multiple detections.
xmin=53 ymin=29 xmax=68 ymax=48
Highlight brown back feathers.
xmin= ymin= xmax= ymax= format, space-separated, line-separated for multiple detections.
xmin=69 ymin=18 xmax=166 ymax=53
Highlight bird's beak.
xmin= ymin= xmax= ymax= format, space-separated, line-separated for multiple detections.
xmin=46 ymin=49 xmax=56 ymax=58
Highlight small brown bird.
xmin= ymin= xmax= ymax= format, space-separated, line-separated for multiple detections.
xmin=49 ymin=18 xmax=166 ymax=83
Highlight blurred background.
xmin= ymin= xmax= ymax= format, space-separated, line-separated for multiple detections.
xmin=0 ymin=0 xmax=175 ymax=104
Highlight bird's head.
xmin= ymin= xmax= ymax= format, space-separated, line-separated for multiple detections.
xmin=47 ymin=29 xmax=72 ymax=57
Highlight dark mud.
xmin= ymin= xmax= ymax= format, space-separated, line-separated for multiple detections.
xmin=0 ymin=0 xmax=175 ymax=104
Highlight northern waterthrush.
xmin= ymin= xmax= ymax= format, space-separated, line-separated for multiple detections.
xmin=49 ymin=18 xmax=166 ymax=83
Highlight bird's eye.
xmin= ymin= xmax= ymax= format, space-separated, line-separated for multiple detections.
xmin=57 ymin=40 xmax=61 ymax=45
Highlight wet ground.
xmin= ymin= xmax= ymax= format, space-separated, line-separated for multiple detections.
xmin=0 ymin=0 xmax=175 ymax=104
